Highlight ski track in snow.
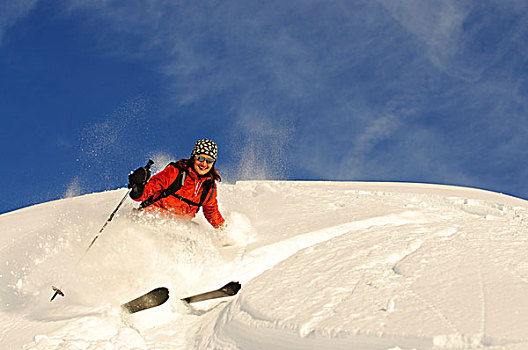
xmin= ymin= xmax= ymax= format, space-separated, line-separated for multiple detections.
xmin=1 ymin=181 xmax=528 ymax=349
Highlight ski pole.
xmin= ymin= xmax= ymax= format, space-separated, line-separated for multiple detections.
xmin=81 ymin=159 xmax=154 ymax=256
xmin=51 ymin=159 xmax=154 ymax=301
xmin=84 ymin=189 xmax=131 ymax=252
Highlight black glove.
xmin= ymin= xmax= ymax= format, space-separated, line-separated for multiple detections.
xmin=128 ymin=160 xmax=154 ymax=200
xmin=128 ymin=166 xmax=151 ymax=199
xmin=128 ymin=166 xmax=151 ymax=188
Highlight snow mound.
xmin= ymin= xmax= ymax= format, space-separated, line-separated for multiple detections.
xmin=198 ymin=182 xmax=528 ymax=349
xmin=1 ymin=181 xmax=528 ymax=349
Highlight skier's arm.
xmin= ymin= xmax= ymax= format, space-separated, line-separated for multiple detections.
xmin=202 ymin=184 xmax=225 ymax=228
xmin=130 ymin=166 xmax=178 ymax=202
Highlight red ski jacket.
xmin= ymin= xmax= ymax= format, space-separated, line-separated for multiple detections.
xmin=132 ymin=165 xmax=225 ymax=228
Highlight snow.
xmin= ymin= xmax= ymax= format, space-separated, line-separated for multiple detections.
xmin=1 ymin=180 xmax=528 ymax=349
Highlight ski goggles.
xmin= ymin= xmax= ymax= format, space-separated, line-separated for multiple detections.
xmin=196 ymin=155 xmax=215 ymax=164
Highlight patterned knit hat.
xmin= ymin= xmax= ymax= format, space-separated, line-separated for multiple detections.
xmin=191 ymin=138 xmax=218 ymax=161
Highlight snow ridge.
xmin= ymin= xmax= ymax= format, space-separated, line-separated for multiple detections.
xmin=1 ymin=181 xmax=528 ymax=349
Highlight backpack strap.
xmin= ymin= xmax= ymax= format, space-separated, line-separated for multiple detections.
xmin=140 ymin=163 xmax=186 ymax=208
xmin=140 ymin=164 xmax=214 ymax=211
xmin=194 ymin=180 xmax=214 ymax=213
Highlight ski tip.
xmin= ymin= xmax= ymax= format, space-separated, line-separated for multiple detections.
xmin=222 ymin=281 xmax=242 ymax=296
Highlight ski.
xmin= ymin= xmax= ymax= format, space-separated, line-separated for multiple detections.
xmin=183 ymin=281 xmax=241 ymax=304
xmin=121 ymin=287 xmax=169 ymax=314
xmin=121 ymin=281 xmax=241 ymax=314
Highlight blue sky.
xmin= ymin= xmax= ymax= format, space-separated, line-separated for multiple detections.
xmin=2 ymin=1 xmax=528 ymax=214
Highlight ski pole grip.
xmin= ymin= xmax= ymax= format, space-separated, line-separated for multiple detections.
xmin=145 ymin=159 xmax=154 ymax=170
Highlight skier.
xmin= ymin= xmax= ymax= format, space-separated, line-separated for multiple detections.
xmin=127 ymin=138 xmax=225 ymax=228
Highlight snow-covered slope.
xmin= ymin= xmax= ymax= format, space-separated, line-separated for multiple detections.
xmin=1 ymin=181 xmax=527 ymax=349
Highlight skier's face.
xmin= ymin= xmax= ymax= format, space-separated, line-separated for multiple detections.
xmin=193 ymin=154 xmax=214 ymax=176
